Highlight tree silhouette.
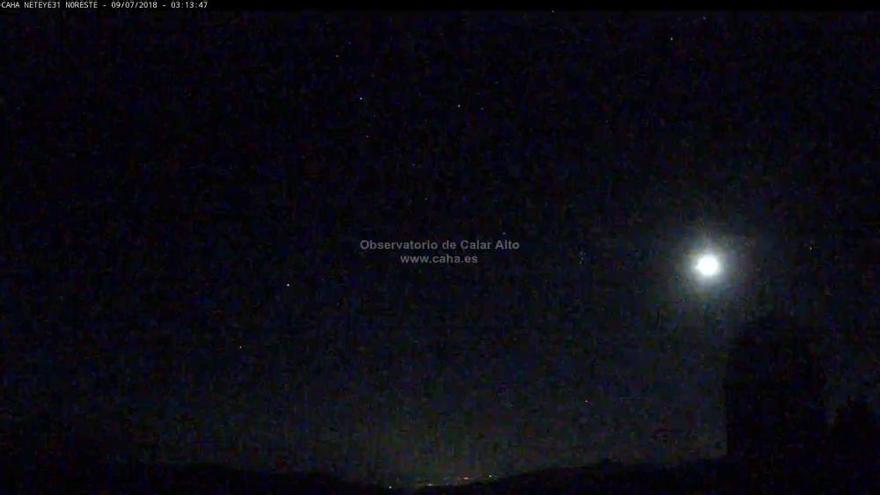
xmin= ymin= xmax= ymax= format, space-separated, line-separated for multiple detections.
xmin=830 ymin=396 xmax=880 ymax=493
xmin=723 ymin=315 xmax=828 ymax=491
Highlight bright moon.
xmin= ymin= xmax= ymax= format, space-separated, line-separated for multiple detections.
xmin=695 ymin=254 xmax=721 ymax=278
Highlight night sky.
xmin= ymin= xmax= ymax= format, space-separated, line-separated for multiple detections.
xmin=3 ymin=12 xmax=879 ymax=487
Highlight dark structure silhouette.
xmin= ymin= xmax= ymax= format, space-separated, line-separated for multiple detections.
xmin=723 ymin=315 xmax=828 ymax=491
xmin=830 ymin=396 xmax=880 ymax=493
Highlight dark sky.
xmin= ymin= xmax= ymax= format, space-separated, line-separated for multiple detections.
xmin=3 ymin=12 xmax=879 ymax=487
